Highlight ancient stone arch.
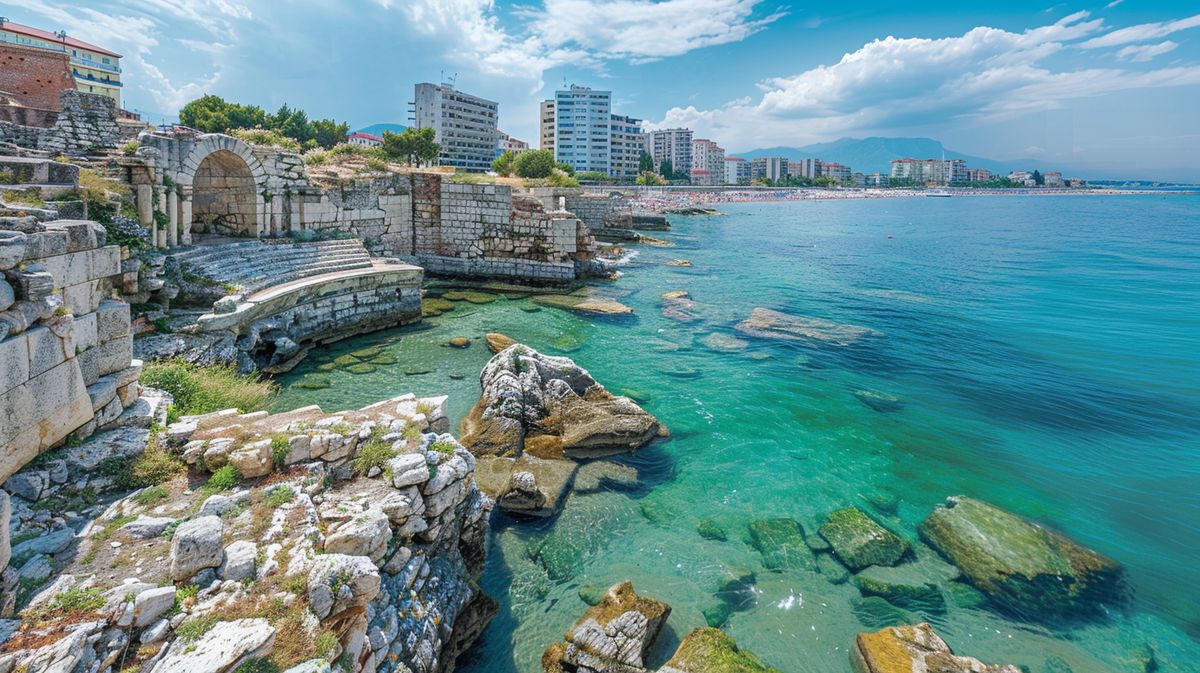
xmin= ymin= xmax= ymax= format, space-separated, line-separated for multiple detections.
xmin=174 ymin=135 xmax=269 ymax=239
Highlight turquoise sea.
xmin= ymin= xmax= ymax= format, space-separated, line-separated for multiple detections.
xmin=274 ymin=195 xmax=1200 ymax=672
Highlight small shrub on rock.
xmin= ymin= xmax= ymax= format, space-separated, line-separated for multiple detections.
xmin=204 ymin=465 xmax=243 ymax=493
xmin=142 ymin=360 xmax=277 ymax=415
xmin=351 ymin=440 xmax=396 ymax=476
xmin=265 ymin=486 xmax=296 ymax=507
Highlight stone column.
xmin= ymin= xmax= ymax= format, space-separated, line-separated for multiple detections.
xmin=154 ymin=185 xmax=168 ymax=248
xmin=166 ymin=189 xmax=179 ymax=248
xmin=135 ymin=183 xmax=155 ymax=248
xmin=180 ymin=190 xmax=193 ymax=246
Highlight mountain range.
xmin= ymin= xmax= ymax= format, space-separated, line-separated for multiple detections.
xmin=356 ymin=123 xmax=408 ymax=137
xmin=733 ymin=137 xmax=1045 ymax=177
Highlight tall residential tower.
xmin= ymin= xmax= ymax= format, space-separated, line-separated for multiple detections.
xmin=412 ymin=82 xmax=498 ymax=172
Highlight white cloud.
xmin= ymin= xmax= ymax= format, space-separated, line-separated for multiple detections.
xmin=1081 ymin=13 xmax=1200 ymax=48
xmin=386 ymin=0 xmax=783 ymax=85
xmin=1116 ymin=40 xmax=1179 ymax=62
xmin=648 ymin=12 xmax=1200 ymax=150
xmin=1105 ymin=0 xmax=1123 ymax=8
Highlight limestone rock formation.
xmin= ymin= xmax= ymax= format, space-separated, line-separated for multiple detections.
xmin=818 ymin=507 xmax=911 ymax=571
xmin=462 ymin=345 xmax=660 ymax=516
xmin=736 ymin=307 xmax=881 ymax=346
xmin=920 ymin=496 xmax=1127 ymax=619
xmin=660 ymin=628 xmax=782 ymax=673
xmin=850 ymin=623 xmax=1021 ymax=673
xmin=542 ymin=581 xmax=671 ymax=673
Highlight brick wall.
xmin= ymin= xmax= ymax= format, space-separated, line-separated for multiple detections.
xmin=0 ymin=43 xmax=75 ymax=114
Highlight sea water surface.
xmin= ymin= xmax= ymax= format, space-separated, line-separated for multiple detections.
xmin=274 ymin=195 xmax=1200 ymax=672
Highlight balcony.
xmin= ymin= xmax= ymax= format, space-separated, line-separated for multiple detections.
xmin=73 ymin=56 xmax=121 ymax=73
xmin=72 ymin=70 xmax=122 ymax=87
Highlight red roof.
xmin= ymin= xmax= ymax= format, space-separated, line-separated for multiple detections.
xmin=0 ymin=20 xmax=121 ymax=58
xmin=348 ymin=132 xmax=383 ymax=142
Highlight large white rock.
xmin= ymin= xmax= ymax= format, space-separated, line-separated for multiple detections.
xmin=151 ymin=618 xmax=275 ymax=673
xmin=133 ymin=586 xmax=176 ymax=628
xmin=169 ymin=515 xmax=224 ymax=582
xmin=228 ymin=439 xmax=272 ymax=478
xmin=307 ymin=554 xmax=380 ymax=620
xmin=219 ymin=540 xmax=258 ymax=582
xmin=325 ymin=509 xmax=391 ymax=563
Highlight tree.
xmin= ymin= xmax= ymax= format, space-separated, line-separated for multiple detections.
xmin=635 ymin=171 xmax=665 ymax=186
xmin=555 ymin=161 xmax=576 ymax=177
xmin=382 ymin=127 xmax=440 ymax=166
xmin=514 ymin=149 xmax=556 ymax=178
xmin=179 ymin=95 xmax=266 ymax=133
xmin=1031 ymin=169 xmax=1044 ymax=186
xmin=577 ymin=171 xmax=608 ymax=182
xmin=492 ymin=150 xmax=518 ymax=176
xmin=638 ymin=151 xmax=654 ymax=173
xmin=659 ymin=160 xmax=674 ymax=179
xmin=267 ymin=104 xmax=315 ymax=145
xmin=311 ymin=118 xmax=350 ymax=150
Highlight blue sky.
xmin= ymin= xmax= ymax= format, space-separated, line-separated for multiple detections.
xmin=3 ymin=1 xmax=1199 ymax=179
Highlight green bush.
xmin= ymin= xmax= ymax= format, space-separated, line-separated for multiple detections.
xmin=204 ymin=465 xmax=243 ymax=492
xmin=141 ymin=360 xmax=277 ymax=416
xmin=514 ymin=150 xmax=556 ymax=178
xmin=351 ymin=440 xmax=396 ymax=476
xmin=133 ymin=485 xmax=170 ymax=505
xmin=430 ymin=441 xmax=457 ymax=456
xmin=271 ymin=436 xmax=289 ymax=470
xmin=265 ymin=485 xmax=296 ymax=507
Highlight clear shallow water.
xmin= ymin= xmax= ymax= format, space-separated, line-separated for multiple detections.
xmin=274 ymin=195 xmax=1200 ymax=672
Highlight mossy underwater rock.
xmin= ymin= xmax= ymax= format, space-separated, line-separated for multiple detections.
xmin=528 ymin=534 xmax=584 ymax=582
xmin=697 ymin=519 xmax=728 ymax=541
xmin=442 ymin=290 xmax=500 ymax=304
xmin=920 ymin=496 xmax=1128 ymax=620
xmin=850 ymin=623 xmax=1022 ymax=673
xmin=345 ymin=363 xmax=377 ymax=375
xmin=748 ymin=518 xmax=815 ymax=571
xmin=853 ymin=566 xmax=946 ymax=614
xmin=293 ymin=376 xmax=331 ymax=390
xmin=448 ymin=337 xmax=472 ymax=349
xmin=486 ymin=332 xmax=517 ymax=354
xmin=660 ymin=627 xmax=782 ymax=673
xmin=819 ymin=507 xmax=911 ymax=571
xmin=850 ymin=596 xmax=916 ymax=630
xmin=706 ymin=569 xmax=757 ymax=626
xmin=422 ymin=297 xmax=456 ymax=316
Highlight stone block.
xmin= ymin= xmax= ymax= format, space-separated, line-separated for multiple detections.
xmin=61 ymin=280 xmax=98 ymax=315
xmin=117 ymin=381 xmax=139 ymax=406
xmin=87 ymin=375 xmax=118 ymax=413
xmin=74 ymin=311 xmax=98 ymax=351
xmin=0 ymin=280 xmax=13 ymax=312
xmin=53 ymin=221 xmax=99 ymax=253
xmin=20 ymin=231 xmax=66 ymax=261
xmin=95 ymin=394 xmax=123 ymax=428
xmin=76 ymin=343 xmax=100 ymax=386
xmin=0 ymin=359 xmax=92 ymax=482
xmin=0 ymin=334 xmax=30 ymax=395
xmin=94 ymin=333 xmax=131 ymax=378
xmin=0 ymin=231 xmax=26 ymax=270
xmin=25 ymin=325 xmax=67 ymax=378
xmin=96 ymin=300 xmax=131 ymax=342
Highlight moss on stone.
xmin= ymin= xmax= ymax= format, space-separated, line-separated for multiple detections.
xmin=344 ymin=363 xmax=377 ymax=375
xmin=818 ymin=506 xmax=910 ymax=571
xmin=697 ymin=519 xmax=728 ymax=542
xmin=747 ymin=519 xmax=815 ymax=572
xmin=663 ymin=627 xmax=782 ymax=673
xmin=443 ymin=290 xmax=500 ymax=304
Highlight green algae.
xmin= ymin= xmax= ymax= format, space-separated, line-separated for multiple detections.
xmin=818 ymin=506 xmax=910 ymax=571
xmin=443 ymin=290 xmax=500 ymax=304
xmin=747 ymin=519 xmax=815 ymax=571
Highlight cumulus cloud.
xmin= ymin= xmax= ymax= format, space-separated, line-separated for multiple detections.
xmin=1081 ymin=13 xmax=1200 ymax=48
xmin=648 ymin=12 xmax=1200 ymax=150
xmin=388 ymin=0 xmax=783 ymax=85
xmin=1116 ymin=41 xmax=1179 ymax=62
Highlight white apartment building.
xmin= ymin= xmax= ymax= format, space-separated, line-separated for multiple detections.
xmin=725 ymin=157 xmax=751 ymax=184
xmin=890 ymin=158 xmax=965 ymax=185
xmin=610 ymin=114 xmax=645 ymax=179
xmin=413 ymin=82 xmax=498 ymax=172
xmin=690 ymin=138 xmax=725 ymax=186
xmin=554 ymin=85 xmax=612 ymax=174
xmin=864 ymin=173 xmax=889 ymax=187
xmin=788 ymin=158 xmax=822 ymax=180
xmin=496 ymin=130 xmax=528 ymax=157
xmin=750 ymin=156 xmax=788 ymax=182
xmin=540 ymin=99 xmax=556 ymax=152
xmin=822 ymin=162 xmax=852 ymax=184
xmin=647 ymin=128 xmax=693 ymax=177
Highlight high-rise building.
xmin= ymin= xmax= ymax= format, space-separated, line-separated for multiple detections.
xmin=890 ymin=158 xmax=965 ymax=185
xmin=943 ymin=159 xmax=967 ymax=184
xmin=539 ymin=99 xmax=556 ymax=152
xmin=724 ymin=157 xmax=751 ymax=184
xmin=413 ymin=82 xmax=498 ymax=172
xmin=864 ymin=173 xmax=890 ymax=187
xmin=690 ymin=138 xmax=725 ymax=186
xmin=822 ymin=162 xmax=852 ymax=184
xmin=788 ymin=158 xmax=822 ymax=180
xmin=0 ymin=19 xmax=124 ymax=107
xmin=966 ymin=169 xmax=992 ymax=182
xmin=553 ymin=85 xmax=612 ymax=174
xmin=610 ymin=114 xmax=645 ymax=179
xmin=647 ymin=128 xmax=693 ymax=177
xmin=750 ymin=157 xmax=788 ymax=182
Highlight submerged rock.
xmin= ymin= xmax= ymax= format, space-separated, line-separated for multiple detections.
xmin=735 ymin=307 xmax=881 ymax=346
xmin=533 ymin=294 xmax=634 ymax=315
xmin=486 ymin=332 xmax=517 ymax=353
xmin=853 ymin=566 xmax=946 ymax=614
xmin=850 ymin=623 xmax=1021 ymax=673
xmin=542 ymin=581 xmax=671 ymax=672
xmin=818 ymin=507 xmax=910 ymax=571
xmin=920 ymin=496 xmax=1127 ymax=620
xmin=854 ymin=389 xmax=904 ymax=413
xmin=748 ymin=518 xmax=815 ymax=571
xmin=702 ymin=333 xmax=749 ymax=352
xmin=660 ymin=627 xmax=782 ymax=673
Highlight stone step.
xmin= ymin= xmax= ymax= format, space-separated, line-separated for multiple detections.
xmin=175 ymin=245 xmax=370 ymax=270
xmin=185 ymin=251 xmax=372 ymax=276
xmin=189 ymin=255 xmax=374 ymax=284
xmin=172 ymin=240 xmax=366 ymax=265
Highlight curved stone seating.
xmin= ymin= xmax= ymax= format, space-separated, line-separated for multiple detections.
xmin=170 ymin=239 xmax=374 ymax=294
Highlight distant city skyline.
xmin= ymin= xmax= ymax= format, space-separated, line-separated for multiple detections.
xmin=2 ymin=1 xmax=1197 ymax=180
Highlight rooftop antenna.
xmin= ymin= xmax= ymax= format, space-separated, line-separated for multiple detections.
xmin=448 ymin=72 xmax=458 ymax=88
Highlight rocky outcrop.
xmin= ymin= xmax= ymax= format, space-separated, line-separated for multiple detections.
xmin=543 ymin=584 xmax=781 ymax=673
xmin=850 ymin=623 xmax=1020 ymax=673
xmin=462 ymin=345 xmax=661 ymax=517
xmin=920 ymin=496 xmax=1127 ymax=620
xmin=735 ymin=307 xmax=881 ymax=346
xmin=0 ymin=392 xmax=494 ymax=673
xmin=818 ymin=507 xmax=910 ymax=571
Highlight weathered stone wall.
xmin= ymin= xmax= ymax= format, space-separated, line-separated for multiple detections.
xmin=0 ymin=91 xmax=122 ymax=154
xmin=0 ymin=219 xmax=139 ymax=483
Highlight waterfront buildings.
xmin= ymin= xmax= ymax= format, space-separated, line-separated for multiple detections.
xmin=347 ymin=132 xmax=383 ymax=147
xmin=725 ymin=157 xmax=751 ymax=184
xmin=822 ymin=162 xmax=852 ymax=184
xmin=890 ymin=158 xmax=966 ymax=184
xmin=966 ymin=168 xmax=993 ymax=182
xmin=551 ymin=85 xmax=612 ymax=174
xmin=750 ymin=156 xmax=788 ymax=182
xmin=690 ymin=138 xmax=725 ymax=186
xmin=1044 ymin=172 xmax=1065 ymax=187
xmin=539 ymin=100 xmax=556 ymax=152
xmin=788 ymin=158 xmax=822 ymax=180
xmin=0 ymin=19 xmax=123 ymax=107
xmin=864 ymin=172 xmax=890 ymax=187
xmin=496 ymin=130 xmax=528 ymax=157
xmin=647 ymin=128 xmax=694 ymax=177
xmin=412 ymin=82 xmax=498 ymax=172
xmin=610 ymin=114 xmax=646 ymax=179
